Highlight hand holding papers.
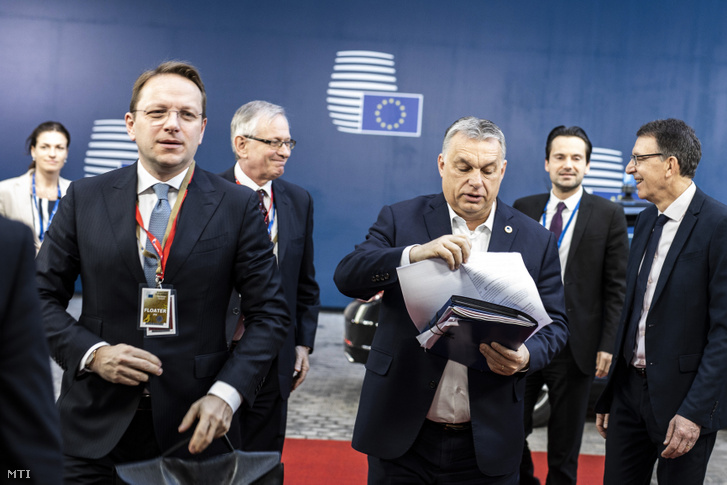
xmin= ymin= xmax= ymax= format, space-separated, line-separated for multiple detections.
xmin=418 ymin=295 xmax=537 ymax=371
xmin=396 ymin=252 xmax=552 ymax=370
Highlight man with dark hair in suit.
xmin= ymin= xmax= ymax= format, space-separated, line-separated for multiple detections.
xmin=596 ymin=118 xmax=727 ymax=484
xmin=334 ymin=116 xmax=569 ymax=484
xmin=0 ymin=216 xmax=63 ymax=485
xmin=36 ymin=61 xmax=290 ymax=484
xmin=220 ymin=100 xmax=319 ymax=453
xmin=513 ymin=125 xmax=628 ymax=485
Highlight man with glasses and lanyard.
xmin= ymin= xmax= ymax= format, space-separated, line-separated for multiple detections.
xmin=221 ymin=100 xmax=319 ymax=454
xmin=514 ymin=126 xmax=628 ymax=485
xmin=596 ymin=119 xmax=727 ymax=484
xmin=36 ymin=63 xmax=290 ymax=483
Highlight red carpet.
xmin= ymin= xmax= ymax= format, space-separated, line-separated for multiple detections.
xmin=282 ymin=438 xmax=605 ymax=484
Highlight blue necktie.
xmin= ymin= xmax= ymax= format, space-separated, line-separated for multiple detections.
xmin=144 ymin=183 xmax=171 ymax=287
xmin=624 ymin=214 xmax=668 ymax=364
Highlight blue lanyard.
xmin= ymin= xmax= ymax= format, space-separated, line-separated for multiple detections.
xmin=541 ymin=198 xmax=580 ymax=248
xmin=265 ymin=192 xmax=275 ymax=237
xmin=32 ymin=172 xmax=61 ymax=242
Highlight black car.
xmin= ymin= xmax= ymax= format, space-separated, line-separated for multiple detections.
xmin=343 ymin=292 xmax=381 ymax=364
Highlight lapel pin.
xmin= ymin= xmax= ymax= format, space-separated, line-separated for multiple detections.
xmin=505 ymin=225 xmax=513 ymax=234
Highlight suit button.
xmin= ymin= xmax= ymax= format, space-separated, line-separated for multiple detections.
xmin=232 ymin=307 xmax=240 ymax=315
xmin=429 ymin=381 xmax=437 ymax=389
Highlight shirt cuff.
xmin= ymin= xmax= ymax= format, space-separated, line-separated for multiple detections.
xmin=400 ymin=244 xmax=418 ymax=266
xmin=79 ymin=342 xmax=110 ymax=373
xmin=208 ymin=381 xmax=243 ymax=413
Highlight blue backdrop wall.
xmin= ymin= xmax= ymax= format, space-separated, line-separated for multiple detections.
xmin=2 ymin=0 xmax=726 ymax=307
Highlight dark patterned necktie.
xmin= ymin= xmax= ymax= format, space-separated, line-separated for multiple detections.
xmin=257 ymin=189 xmax=269 ymax=225
xmin=624 ymin=214 xmax=669 ymax=363
xmin=549 ymin=202 xmax=566 ymax=239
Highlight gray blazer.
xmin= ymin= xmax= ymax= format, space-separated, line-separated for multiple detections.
xmin=0 ymin=169 xmax=71 ymax=251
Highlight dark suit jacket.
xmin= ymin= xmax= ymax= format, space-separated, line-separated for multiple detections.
xmin=596 ymin=186 xmax=727 ymax=433
xmin=220 ymin=167 xmax=319 ymax=398
xmin=513 ymin=191 xmax=628 ymax=374
xmin=36 ymin=163 xmax=291 ymax=459
xmin=333 ymin=194 xmax=569 ymax=476
xmin=0 ymin=217 xmax=63 ymax=484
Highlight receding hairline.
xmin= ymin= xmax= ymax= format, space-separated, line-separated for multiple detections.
xmin=129 ymin=61 xmax=207 ymax=117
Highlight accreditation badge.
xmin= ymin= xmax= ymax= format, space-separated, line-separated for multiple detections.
xmin=146 ymin=293 xmax=178 ymax=337
xmin=139 ymin=287 xmax=171 ymax=329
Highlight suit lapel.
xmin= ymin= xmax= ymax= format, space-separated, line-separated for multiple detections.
xmin=103 ymin=164 xmax=146 ymax=283
xmin=626 ymin=208 xmax=657 ymax=309
xmin=423 ymin=194 xmax=453 ymax=240
xmin=220 ymin=166 xmax=235 ymax=184
xmin=163 ymin=167 xmax=223 ymax=282
xmin=522 ymin=194 xmax=549 ymax=221
xmin=650 ymin=189 xmax=704 ymax=307
xmin=490 ymin=200 xmax=518 ymax=251
xmin=565 ymin=192 xmax=592 ymax=270
xmin=16 ymin=172 xmax=38 ymax=243
xmin=272 ymin=180 xmax=290 ymax=264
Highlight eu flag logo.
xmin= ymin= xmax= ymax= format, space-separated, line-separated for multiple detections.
xmin=360 ymin=93 xmax=423 ymax=137
xmin=327 ymin=51 xmax=423 ymax=137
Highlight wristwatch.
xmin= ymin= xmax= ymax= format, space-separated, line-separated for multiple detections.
xmin=85 ymin=348 xmax=98 ymax=371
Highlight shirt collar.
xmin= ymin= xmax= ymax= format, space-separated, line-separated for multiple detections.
xmin=549 ymin=185 xmax=583 ymax=211
xmin=661 ymin=181 xmax=696 ymax=223
xmin=446 ymin=199 xmax=496 ymax=234
xmin=136 ymin=161 xmax=189 ymax=195
xmin=234 ymin=163 xmax=273 ymax=194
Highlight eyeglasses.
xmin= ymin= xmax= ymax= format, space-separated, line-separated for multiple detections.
xmin=245 ymin=135 xmax=296 ymax=150
xmin=629 ymin=153 xmax=663 ymax=167
xmin=132 ymin=109 xmax=203 ymax=125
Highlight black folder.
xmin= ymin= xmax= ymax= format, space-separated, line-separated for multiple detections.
xmin=424 ymin=295 xmax=538 ymax=371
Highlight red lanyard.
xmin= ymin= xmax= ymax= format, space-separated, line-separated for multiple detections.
xmin=135 ymin=165 xmax=195 ymax=283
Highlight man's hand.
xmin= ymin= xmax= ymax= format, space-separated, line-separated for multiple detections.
xmin=596 ymin=413 xmax=608 ymax=439
xmin=90 ymin=344 xmax=162 ymax=385
xmin=662 ymin=414 xmax=701 ymax=459
xmin=409 ymin=235 xmax=471 ymax=270
xmin=479 ymin=342 xmax=530 ymax=376
xmin=595 ymin=351 xmax=612 ymax=378
xmin=291 ymin=345 xmax=311 ymax=391
xmin=178 ymin=395 xmax=233 ymax=454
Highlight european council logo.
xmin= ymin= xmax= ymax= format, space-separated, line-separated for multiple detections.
xmin=582 ymin=147 xmax=624 ymax=199
xmin=83 ymin=119 xmax=138 ymax=177
xmin=327 ymin=50 xmax=423 ymax=137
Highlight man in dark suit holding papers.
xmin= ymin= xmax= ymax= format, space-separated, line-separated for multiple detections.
xmin=334 ymin=117 xmax=568 ymax=484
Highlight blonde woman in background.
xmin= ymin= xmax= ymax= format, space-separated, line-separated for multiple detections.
xmin=0 ymin=121 xmax=72 ymax=252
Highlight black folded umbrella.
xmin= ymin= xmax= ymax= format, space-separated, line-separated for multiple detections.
xmin=115 ymin=435 xmax=283 ymax=485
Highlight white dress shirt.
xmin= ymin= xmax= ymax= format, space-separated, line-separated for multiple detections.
xmin=234 ymin=164 xmax=278 ymax=255
xmin=401 ymin=200 xmax=496 ymax=423
xmin=82 ymin=161 xmax=242 ymax=412
xmin=543 ymin=187 xmax=583 ymax=280
xmin=631 ymin=182 xmax=696 ymax=367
